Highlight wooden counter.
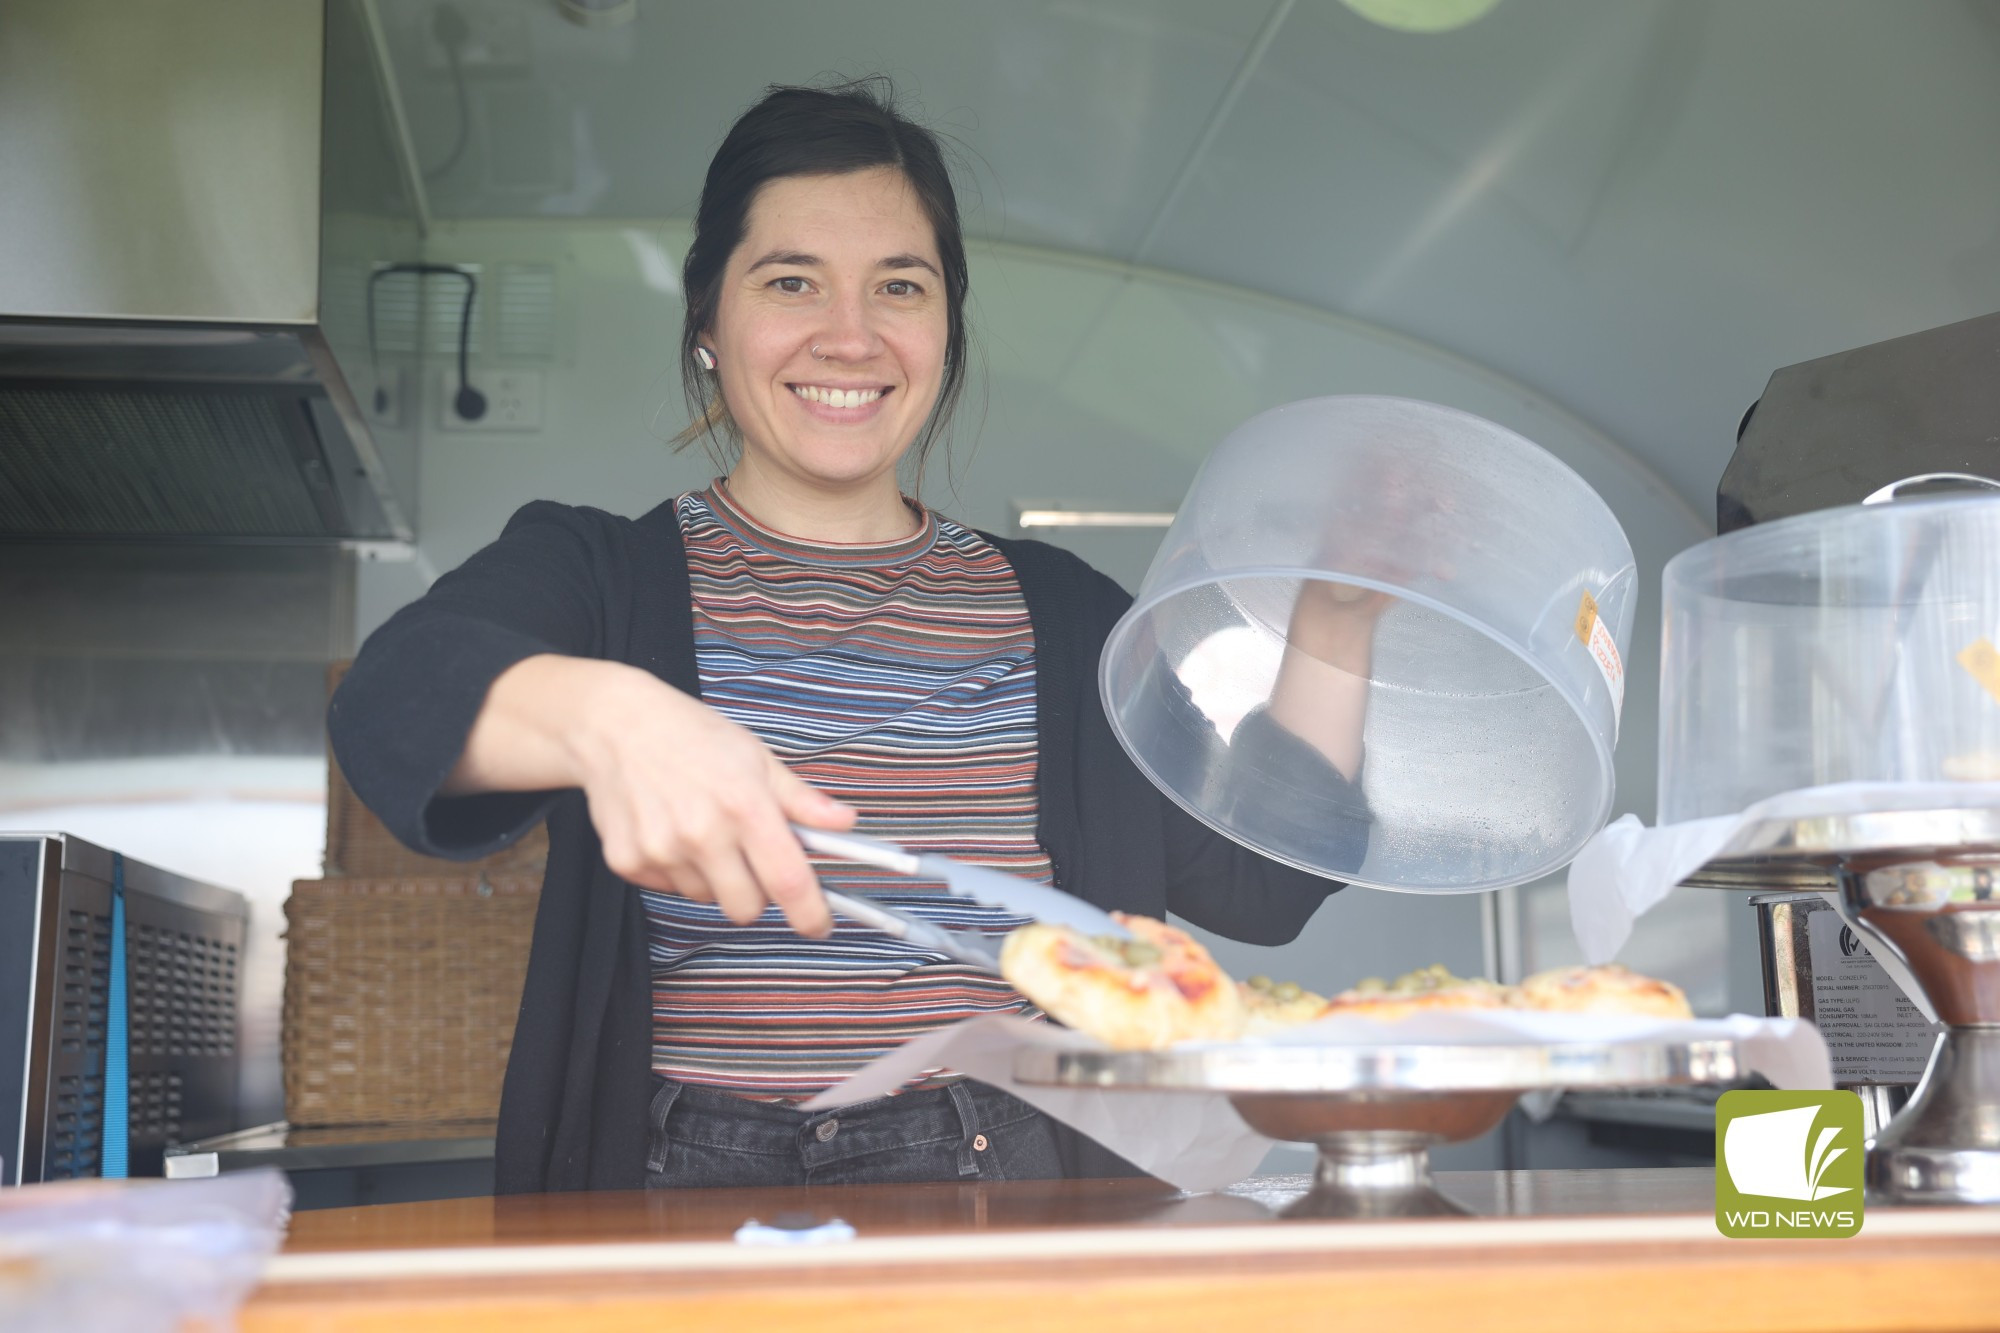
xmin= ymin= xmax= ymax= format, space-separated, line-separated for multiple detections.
xmin=247 ymin=1170 xmax=2000 ymax=1332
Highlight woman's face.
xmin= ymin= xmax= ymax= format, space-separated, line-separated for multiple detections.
xmin=706 ymin=167 xmax=948 ymax=492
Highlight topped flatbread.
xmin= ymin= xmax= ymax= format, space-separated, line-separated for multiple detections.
xmin=1319 ymin=963 xmax=1516 ymax=1022
xmin=998 ymin=911 xmax=1694 ymax=1048
xmin=999 ymin=913 xmax=1243 ymax=1049
xmin=1238 ymin=976 xmax=1329 ymax=1035
xmin=1518 ymin=963 xmax=1692 ymax=1019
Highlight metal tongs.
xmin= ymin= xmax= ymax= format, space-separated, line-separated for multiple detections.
xmin=793 ymin=825 xmax=1131 ymax=973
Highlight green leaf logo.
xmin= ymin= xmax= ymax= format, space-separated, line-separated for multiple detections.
xmin=1715 ymin=1091 xmax=1864 ymax=1238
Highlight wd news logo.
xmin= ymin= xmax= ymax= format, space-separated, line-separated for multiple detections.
xmin=1714 ymin=1090 xmax=1864 ymax=1238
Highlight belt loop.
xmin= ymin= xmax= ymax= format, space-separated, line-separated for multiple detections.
xmin=946 ymin=1082 xmax=982 ymax=1177
xmin=645 ymin=1078 xmax=685 ymax=1177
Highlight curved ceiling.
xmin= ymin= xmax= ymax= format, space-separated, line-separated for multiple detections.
xmin=376 ymin=0 xmax=2000 ymax=518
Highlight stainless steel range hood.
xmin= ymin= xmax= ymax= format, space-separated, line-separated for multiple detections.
xmin=0 ymin=0 xmax=421 ymax=545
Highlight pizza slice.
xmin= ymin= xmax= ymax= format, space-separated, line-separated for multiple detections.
xmin=999 ymin=913 xmax=1244 ymax=1049
xmin=1518 ymin=963 xmax=1692 ymax=1019
xmin=1239 ymin=975 xmax=1330 ymax=1035
xmin=1318 ymin=963 xmax=1518 ymax=1022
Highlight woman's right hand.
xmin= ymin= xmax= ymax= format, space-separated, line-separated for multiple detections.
xmin=443 ymin=655 xmax=855 ymax=936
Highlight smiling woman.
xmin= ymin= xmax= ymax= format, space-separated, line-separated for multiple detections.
xmin=698 ymin=168 xmax=947 ymax=531
xmin=675 ymin=81 xmax=970 ymax=529
xmin=326 ymin=78 xmax=1370 ymax=1198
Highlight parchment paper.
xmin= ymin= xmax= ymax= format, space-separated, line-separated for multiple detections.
xmin=1564 ymin=780 xmax=2000 ymax=1020
xmin=802 ymin=1011 xmax=1831 ymax=1192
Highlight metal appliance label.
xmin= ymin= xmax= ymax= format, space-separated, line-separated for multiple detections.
xmin=1805 ymin=909 xmax=1940 ymax=1084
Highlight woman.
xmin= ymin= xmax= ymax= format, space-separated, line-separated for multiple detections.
xmin=330 ymin=80 xmax=1373 ymax=1193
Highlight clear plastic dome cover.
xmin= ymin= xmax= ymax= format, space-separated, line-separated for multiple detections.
xmin=1100 ymin=396 xmax=1636 ymax=893
xmin=1659 ymin=493 xmax=2000 ymax=823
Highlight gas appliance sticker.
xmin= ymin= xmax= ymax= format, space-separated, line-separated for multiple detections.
xmin=1957 ymin=637 xmax=2000 ymax=705
xmin=1805 ymin=908 xmax=1940 ymax=1085
xmin=1574 ymin=589 xmax=1625 ymax=730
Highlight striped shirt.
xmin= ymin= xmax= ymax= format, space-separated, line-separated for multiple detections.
xmin=638 ymin=483 xmax=1050 ymax=1100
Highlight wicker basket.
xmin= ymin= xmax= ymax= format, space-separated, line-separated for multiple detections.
xmin=323 ymin=661 xmax=550 ymax=878
xmin=282 ymin=875 xmax=540 ymax=1127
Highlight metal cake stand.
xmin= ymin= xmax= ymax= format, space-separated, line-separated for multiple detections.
xmin=1678 ymin=806 xmax=2000 ymax=891
xmin=1015 ymin=1039 xmax=1743 ymax=1217
xmin=1677 ymin=805 xmax=2000 ymax=1205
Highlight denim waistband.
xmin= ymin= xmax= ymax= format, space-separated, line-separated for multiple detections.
xmin=645 ymin=1076 xmax=1042 ymax=1179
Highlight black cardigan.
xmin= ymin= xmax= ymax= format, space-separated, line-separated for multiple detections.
xmin=329 ymin=498 xmax=1357 ymax=1191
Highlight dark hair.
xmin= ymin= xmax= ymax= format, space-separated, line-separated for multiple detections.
xmin=678 ymin=79 xmax=970 ymax=480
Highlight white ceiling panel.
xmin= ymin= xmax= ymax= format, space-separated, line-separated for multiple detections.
xmin=382 ymin=0 xmax=1275 ymax=254
xmin=1140 ymin=0 xmax=2000 ymax=510
xmin=377 ymin=0 xmax=2000 ymax=515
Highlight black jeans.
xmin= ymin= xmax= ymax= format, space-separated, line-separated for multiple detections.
xmin=643 ymin=1077 xmax=1066 ymax=1188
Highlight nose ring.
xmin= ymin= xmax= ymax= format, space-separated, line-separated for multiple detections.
xmin=811 ymin=344 xmax=826 ymax=360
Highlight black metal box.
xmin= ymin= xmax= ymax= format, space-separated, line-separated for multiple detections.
xmin=1 ymin=833 xmax=248 ymax=1183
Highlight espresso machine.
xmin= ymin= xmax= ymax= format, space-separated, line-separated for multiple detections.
xmin=1673 ymin=310 xmax=2000 ymax=1204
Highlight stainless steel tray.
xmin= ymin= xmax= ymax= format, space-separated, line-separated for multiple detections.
xmin=1015 ymin=1038 xmax=1740 ymax=1094
xmin=1680 ymin=807 xmax=2000 ymax=891
xmin=1015 ymin=1038 xmax=1743 ymax=1218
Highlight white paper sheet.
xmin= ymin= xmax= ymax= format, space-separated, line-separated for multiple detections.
xmin=1567 ymin=780 xmax=2000 ymax=1021
xmin=800 ymin=1017 xmax=1276 ymax=1192
xmin=802 ymin=1011 xmax=1831 ymax=1193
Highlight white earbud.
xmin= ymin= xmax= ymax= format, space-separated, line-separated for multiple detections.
xmin=696 ymin=347 xmax=717 ymax=371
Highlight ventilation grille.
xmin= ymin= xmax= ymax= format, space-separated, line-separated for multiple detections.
xmin=47 ymin=1072 xmax=105 ymax=1179
xmin=358 ymin=266 xmax=484 ymax=359
xmin=130 ymin=1070 xmax=185 ymax=1145
xmin=345 ymin=267 xmax=414 ymax=357
xmin=493 ymin=265 xmax=556 ymax=360
xmin=130 ymin=923 xmax=238 ymax=1059
xmin=427 ymin=272 xmax=483 ymax=357
xmin=48 ymin=907 xmax=111 ymax=1180
xmin=335 ymin=262 xmax=557 ymax=362
xmin=0 ymin=387 xmax=335 ymax=538
xmin=46 ymin=907 xmax=241 ymax=1174
xmin=59 ymin=908 xmax=110 ymax=1056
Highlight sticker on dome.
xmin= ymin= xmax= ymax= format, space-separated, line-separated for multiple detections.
xmin=1575 ymin=589 xmax=1624 ymax=732
xmin=1957 ymin=637 xmax=2000 ymax=705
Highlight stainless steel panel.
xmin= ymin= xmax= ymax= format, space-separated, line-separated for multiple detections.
xmin=1750 ymin=891 xmax=1821 ymax=1022
xmin=0 ymin=543 xmax=347 ymax=762
xmin=0 ymin=2 xmax=323 ymax=323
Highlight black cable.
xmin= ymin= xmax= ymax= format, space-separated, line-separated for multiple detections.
xmin=366 ymin=263 xmax=486 ymax=422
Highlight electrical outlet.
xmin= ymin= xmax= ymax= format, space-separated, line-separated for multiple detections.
xmin=438 ymin=368 xmax=544 ymax=432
